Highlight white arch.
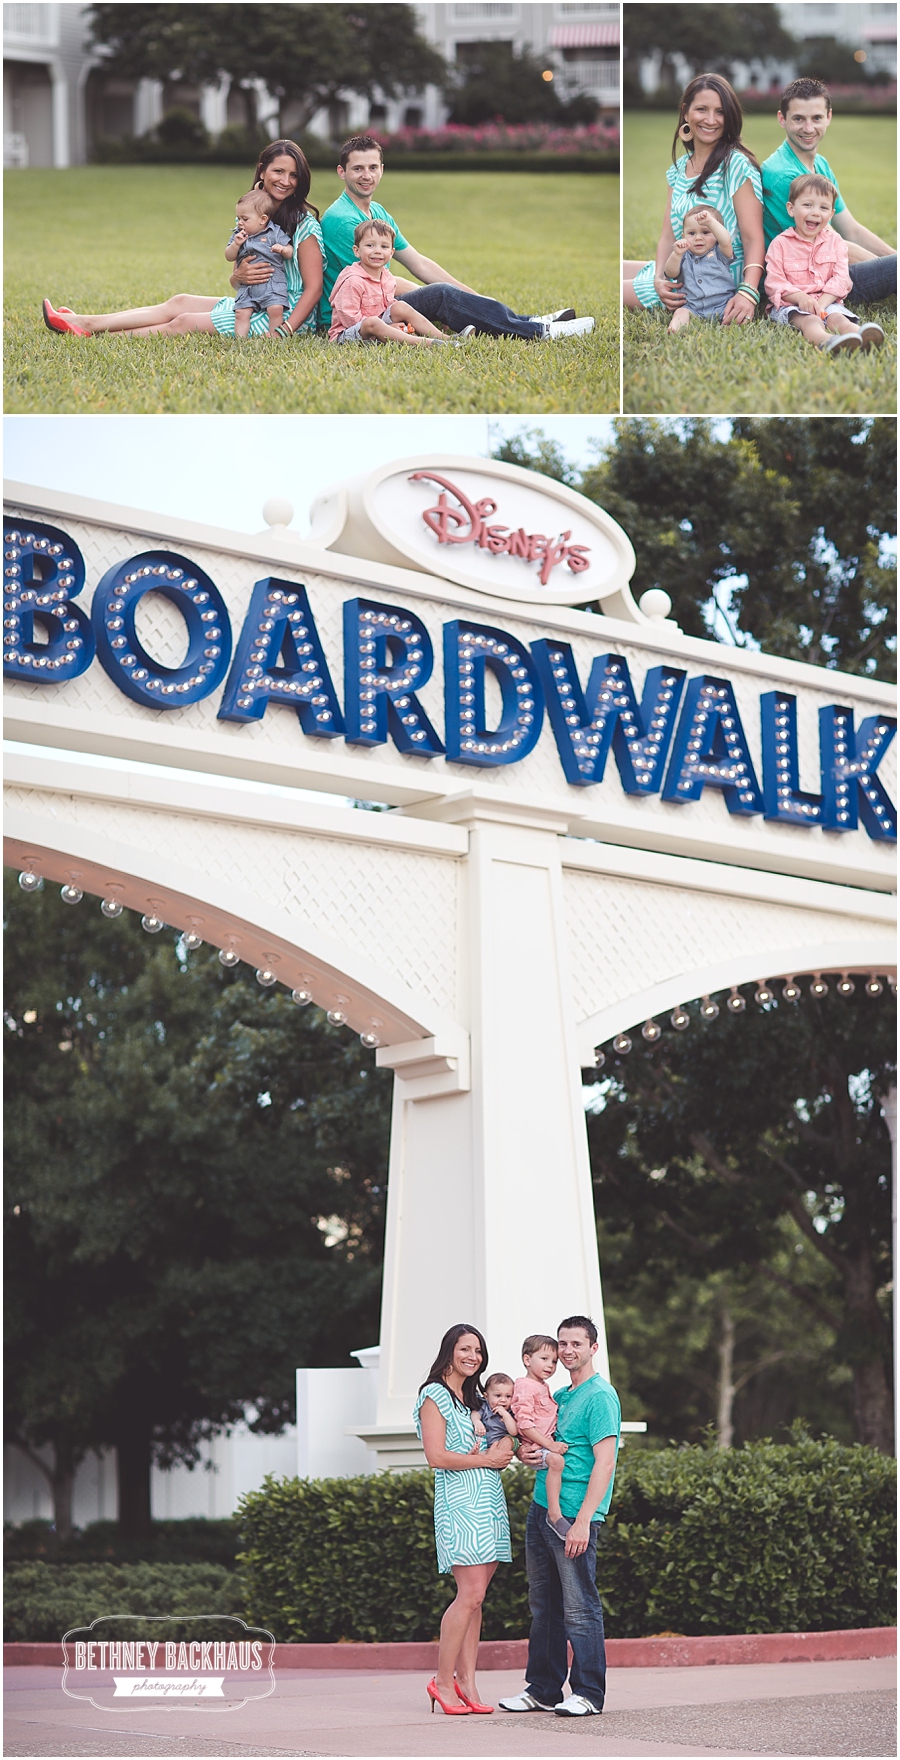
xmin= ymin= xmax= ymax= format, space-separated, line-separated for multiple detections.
xmin=4 ymin=808 xmax=465 ymax=1054
xmin=577 ymin=936 xmax=898 ymax=1059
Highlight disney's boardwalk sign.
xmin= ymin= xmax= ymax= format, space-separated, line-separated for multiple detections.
xmin=3 ymin=457 xmax=896 ymax=895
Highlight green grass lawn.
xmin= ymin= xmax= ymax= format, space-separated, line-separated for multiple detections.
xmin=623 ymin=112 xmax=896 ymax=414
xmin=4 ymin=166 xmax=617 ymax=414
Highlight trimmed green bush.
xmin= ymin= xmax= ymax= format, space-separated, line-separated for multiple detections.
xmin=237 ymin=1437 xmax=895 ymax=1642
xmin=4 ymin=1517 xmax=241 ymax=1567
xmin=4 ymin=1562 xmax=242 ymax=1642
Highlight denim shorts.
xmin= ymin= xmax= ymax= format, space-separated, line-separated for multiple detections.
xmin=768 ymin=301 xmax=856 ymax=325
xmin=335 ymin=306 xmax=395 ymax=344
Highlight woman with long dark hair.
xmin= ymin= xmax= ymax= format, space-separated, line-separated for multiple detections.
xmin=623 ymin=74 xmax=765 ymax=325
xmin=414 ymin=1323 xmax=514 ymax=1716
xmin=42 ymin=141 xmax=323 ymax=338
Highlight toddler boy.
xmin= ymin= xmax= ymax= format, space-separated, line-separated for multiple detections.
xmin=512 ymin=1335 xmax=570 ymax=1537
xmin=329 ymin=219 xmax=466 ymax=346
xmin=765 ymin=174 xmax=884 ymax=354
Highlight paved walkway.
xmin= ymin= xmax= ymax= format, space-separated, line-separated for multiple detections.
xmin=5 ymin=1658 xmax=895 ymax=1758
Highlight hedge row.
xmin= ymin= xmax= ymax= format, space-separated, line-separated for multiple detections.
xmin=7 ymin=1439 xmax=894 ymax=1644
xmin=4 ymin=1563 xmax=240 ymax=1643
xmin=237 ymin=1437 xmax=896 ymax=1642
xmin=91 ymin=142 xmax=615 ymax=173
xmin=4 ymin=1517 xmax=241 ymax=1567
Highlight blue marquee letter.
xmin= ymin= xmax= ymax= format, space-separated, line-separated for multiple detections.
xmin=761 ymin=692 xmax=822 ymax=826
xmin=3 ymin=519 xmax=94 ymax=682
xmin=819 ymin=705 xmax=896 ymax=841
xmin=444 ymin=619 xmax=544 ymax=766
xmin=531 ymin=641 xmax=685 ymax=790
xmin=218 ymin=578 xmax=343 ymax=735
xmin=92 ymin=551 xmax=232 ymax=708
xmin=343 ymin=597 xmax=443 ymax=753
xmin=663 ymin=675 xmax=763 ymax=814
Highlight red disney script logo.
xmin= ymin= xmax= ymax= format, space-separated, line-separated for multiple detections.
xmin=409 ymin=472 xmax=591 ymax=588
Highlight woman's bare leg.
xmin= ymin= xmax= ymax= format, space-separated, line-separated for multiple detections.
xmin=124 ymin=311 xmax=218 ymax=338
xmin=434 ymin=1562 xmax=495 ymax=1697
xmin=67 ymin=294 xmax=218 ymax=335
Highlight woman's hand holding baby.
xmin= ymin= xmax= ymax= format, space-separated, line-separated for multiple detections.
xmin=483 ymin=1437 xmax=515 ymax=1468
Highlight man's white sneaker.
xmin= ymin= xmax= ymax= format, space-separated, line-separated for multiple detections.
xmin=453 ymin=325 xmax=476 ymax=345
xmin=530 ymin=306 xmax=577 ymax=323
xmin=498 ymin=1690 xmax=556 ymax=1711
xmin=545 ymin=316 xmax=594 ymax=339
xmin=555 ymin=1694 xmax=601 ymax=1716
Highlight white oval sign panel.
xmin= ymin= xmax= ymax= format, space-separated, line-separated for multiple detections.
xmin=316 ymin=455 xmax=637 ymax=608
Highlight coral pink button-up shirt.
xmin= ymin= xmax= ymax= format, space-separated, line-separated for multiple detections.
xmin=512 ymin=1375 xmax=559 ymax=1441
xmin=765 ymin=226 xmax=852 ymax=310
xmin=329 ymin=262 xmax=397 ymax=338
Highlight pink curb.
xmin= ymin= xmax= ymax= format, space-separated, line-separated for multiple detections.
xmin=5 ymin=1628 xmax=895 ymax=1670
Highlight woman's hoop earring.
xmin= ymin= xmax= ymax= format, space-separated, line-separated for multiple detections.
xmin=679 ymin=122 xmax=693 ymax=141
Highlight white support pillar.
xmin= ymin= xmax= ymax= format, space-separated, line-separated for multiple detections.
xmin=134 ymin=79 xmax=163 ymax=138
xmin=50 ymin=63 xmax=69 ymax=168
xmin=370 ymin=795 xmax=606 ymax=1449
xmin=879 ymin=1084 xmax=897 ymax=1456
xmin=200 ymin=76 xmax=230 ymax=137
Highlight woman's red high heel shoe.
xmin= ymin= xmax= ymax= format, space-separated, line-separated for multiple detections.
xmin=455 ymin=1680 xmax=495 ymax=1713
xmin=42 ymin=299 xmax=91 ymax=337
xmin=427 ymin=1677 xmax=471 ymax=1714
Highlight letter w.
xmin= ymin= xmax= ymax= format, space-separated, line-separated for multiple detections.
xmin=531 ymin=641 xmax=686 ymax=791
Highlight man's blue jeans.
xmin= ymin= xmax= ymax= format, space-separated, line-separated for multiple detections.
xmin=524 ymin=1500 xmax=607 ymax=1711
xmin=847 ymin=255 xmax=896 ymax=305
xmin=401 ymin=283 xmax=544 ymax=339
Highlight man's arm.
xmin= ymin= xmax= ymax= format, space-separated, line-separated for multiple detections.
xmin=564 ymin=1437 xmax=617 ymax=1559
xmin=392 ymin=243 xmax=478 ymax=294
xmin=831 ymin=208 xmax=895 ymax=258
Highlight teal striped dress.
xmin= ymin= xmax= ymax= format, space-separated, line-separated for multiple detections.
xmin=211 ymin=212 xmax=324 ymax=336
xmin=414 ymin=1381 xmax=512 ymax=1575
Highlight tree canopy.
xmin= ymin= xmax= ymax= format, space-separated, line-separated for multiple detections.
xmin=445 ymin=42 xmax=598 ymax=127
xmin=588 ymin=984 xmax=895 ymax=1452
xmin=495 ymin=417 xmax=897 ymax=680
xmin=87 ymin=4 xmax=446 ymax=133
xmin=623 ymin=4 xmax=799 ymax=98
xmin=4 ymin=876 xmax=391 ymax=1535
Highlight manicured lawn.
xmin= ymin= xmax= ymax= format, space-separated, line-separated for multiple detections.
xmin=623 ymin=112 xmax=896 ymax=414
xmin=4 ymin=166 xmax=617 ymax=414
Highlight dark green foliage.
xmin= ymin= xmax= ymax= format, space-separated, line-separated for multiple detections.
xmin=623 ymin=5 xmax=798 ymax=101
xmin=4 ymin=1518 xmax=241 ymax=1567
xmin=4 ymin=873 xmax=391 ymax=1533
xmin=4 ymin=1561 xmax=240 ymax=1642
xmin=446 ymin=43 xmax=598 ymax=127
xmin=88 ymin=4 xmax=447 ymax=136
xmin=588 ymin=985 xmax=895 ymax=1452
xmin=237 ymin=1440 xmax=895 ymax=1641
xmin=601 ymin=1434 xmax=896 ymax=1636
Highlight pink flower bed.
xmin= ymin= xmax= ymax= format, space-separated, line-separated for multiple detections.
xmin=738 ymin=83 xmax=896 ymax=109
xmin=371 ymin=121 xmax=619 ymax=155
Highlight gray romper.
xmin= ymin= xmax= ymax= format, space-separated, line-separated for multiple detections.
xmin=676 ymin=242 xmax=735 ymax=321
xmin=230 ymin=221 xmax=291 ymax=312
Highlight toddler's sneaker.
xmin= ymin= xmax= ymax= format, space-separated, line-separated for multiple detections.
xmin=546 ymin=1515 xmax=574 ymax=1539
xmin=822 ymin=332 xmax=861 ymax=355
xmin=858 ymin=322 xmax=885 ymax=350
xmin=544 ymin=316 xmax=594 ymax=339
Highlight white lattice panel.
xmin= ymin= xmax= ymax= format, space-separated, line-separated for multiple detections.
xmin=4 ymin=787 xmax=460 ymax=1017
xmin=6 ymin=506 xmax=895 ymax=891
xmin=562 ymin=865 xmax=887 ymax=1023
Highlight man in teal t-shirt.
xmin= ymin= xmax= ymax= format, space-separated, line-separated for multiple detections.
xmin=761 ymin=78 xmax=895 ymax=306
xmin=319 ymin=136 xmax=587 ymax=338
xmin=499 ymin=1316 xmax=620 ymax=1719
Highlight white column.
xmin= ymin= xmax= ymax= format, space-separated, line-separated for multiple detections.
xmin=373 ymin=795 xmax=606 ymax=1437
xmin=134 ymin=79 xmax=163 ymax=137
xmin=200 ymin=77 xmax=230 ymax=137
xmin=879 ymin=1083 xmax=897 ymax=1456
xmin=50 ymin=62 xmax=69 ymax=168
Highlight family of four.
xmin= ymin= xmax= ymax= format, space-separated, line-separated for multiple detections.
xmin=623 ymin=74 xmax=895 ymax=356
xmin=42 ymin=135 xmax=593 ymax=344
xmin=414 ymin=1316 xmax=620 ymax=1718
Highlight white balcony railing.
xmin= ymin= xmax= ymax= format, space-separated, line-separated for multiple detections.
xmin=450 ymin=3 xmax=518 ymax=19
xmin=566 ymin=59 xmax=619 ymax=91
xmin=3 ymin=3 xmax=59 ymax=48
